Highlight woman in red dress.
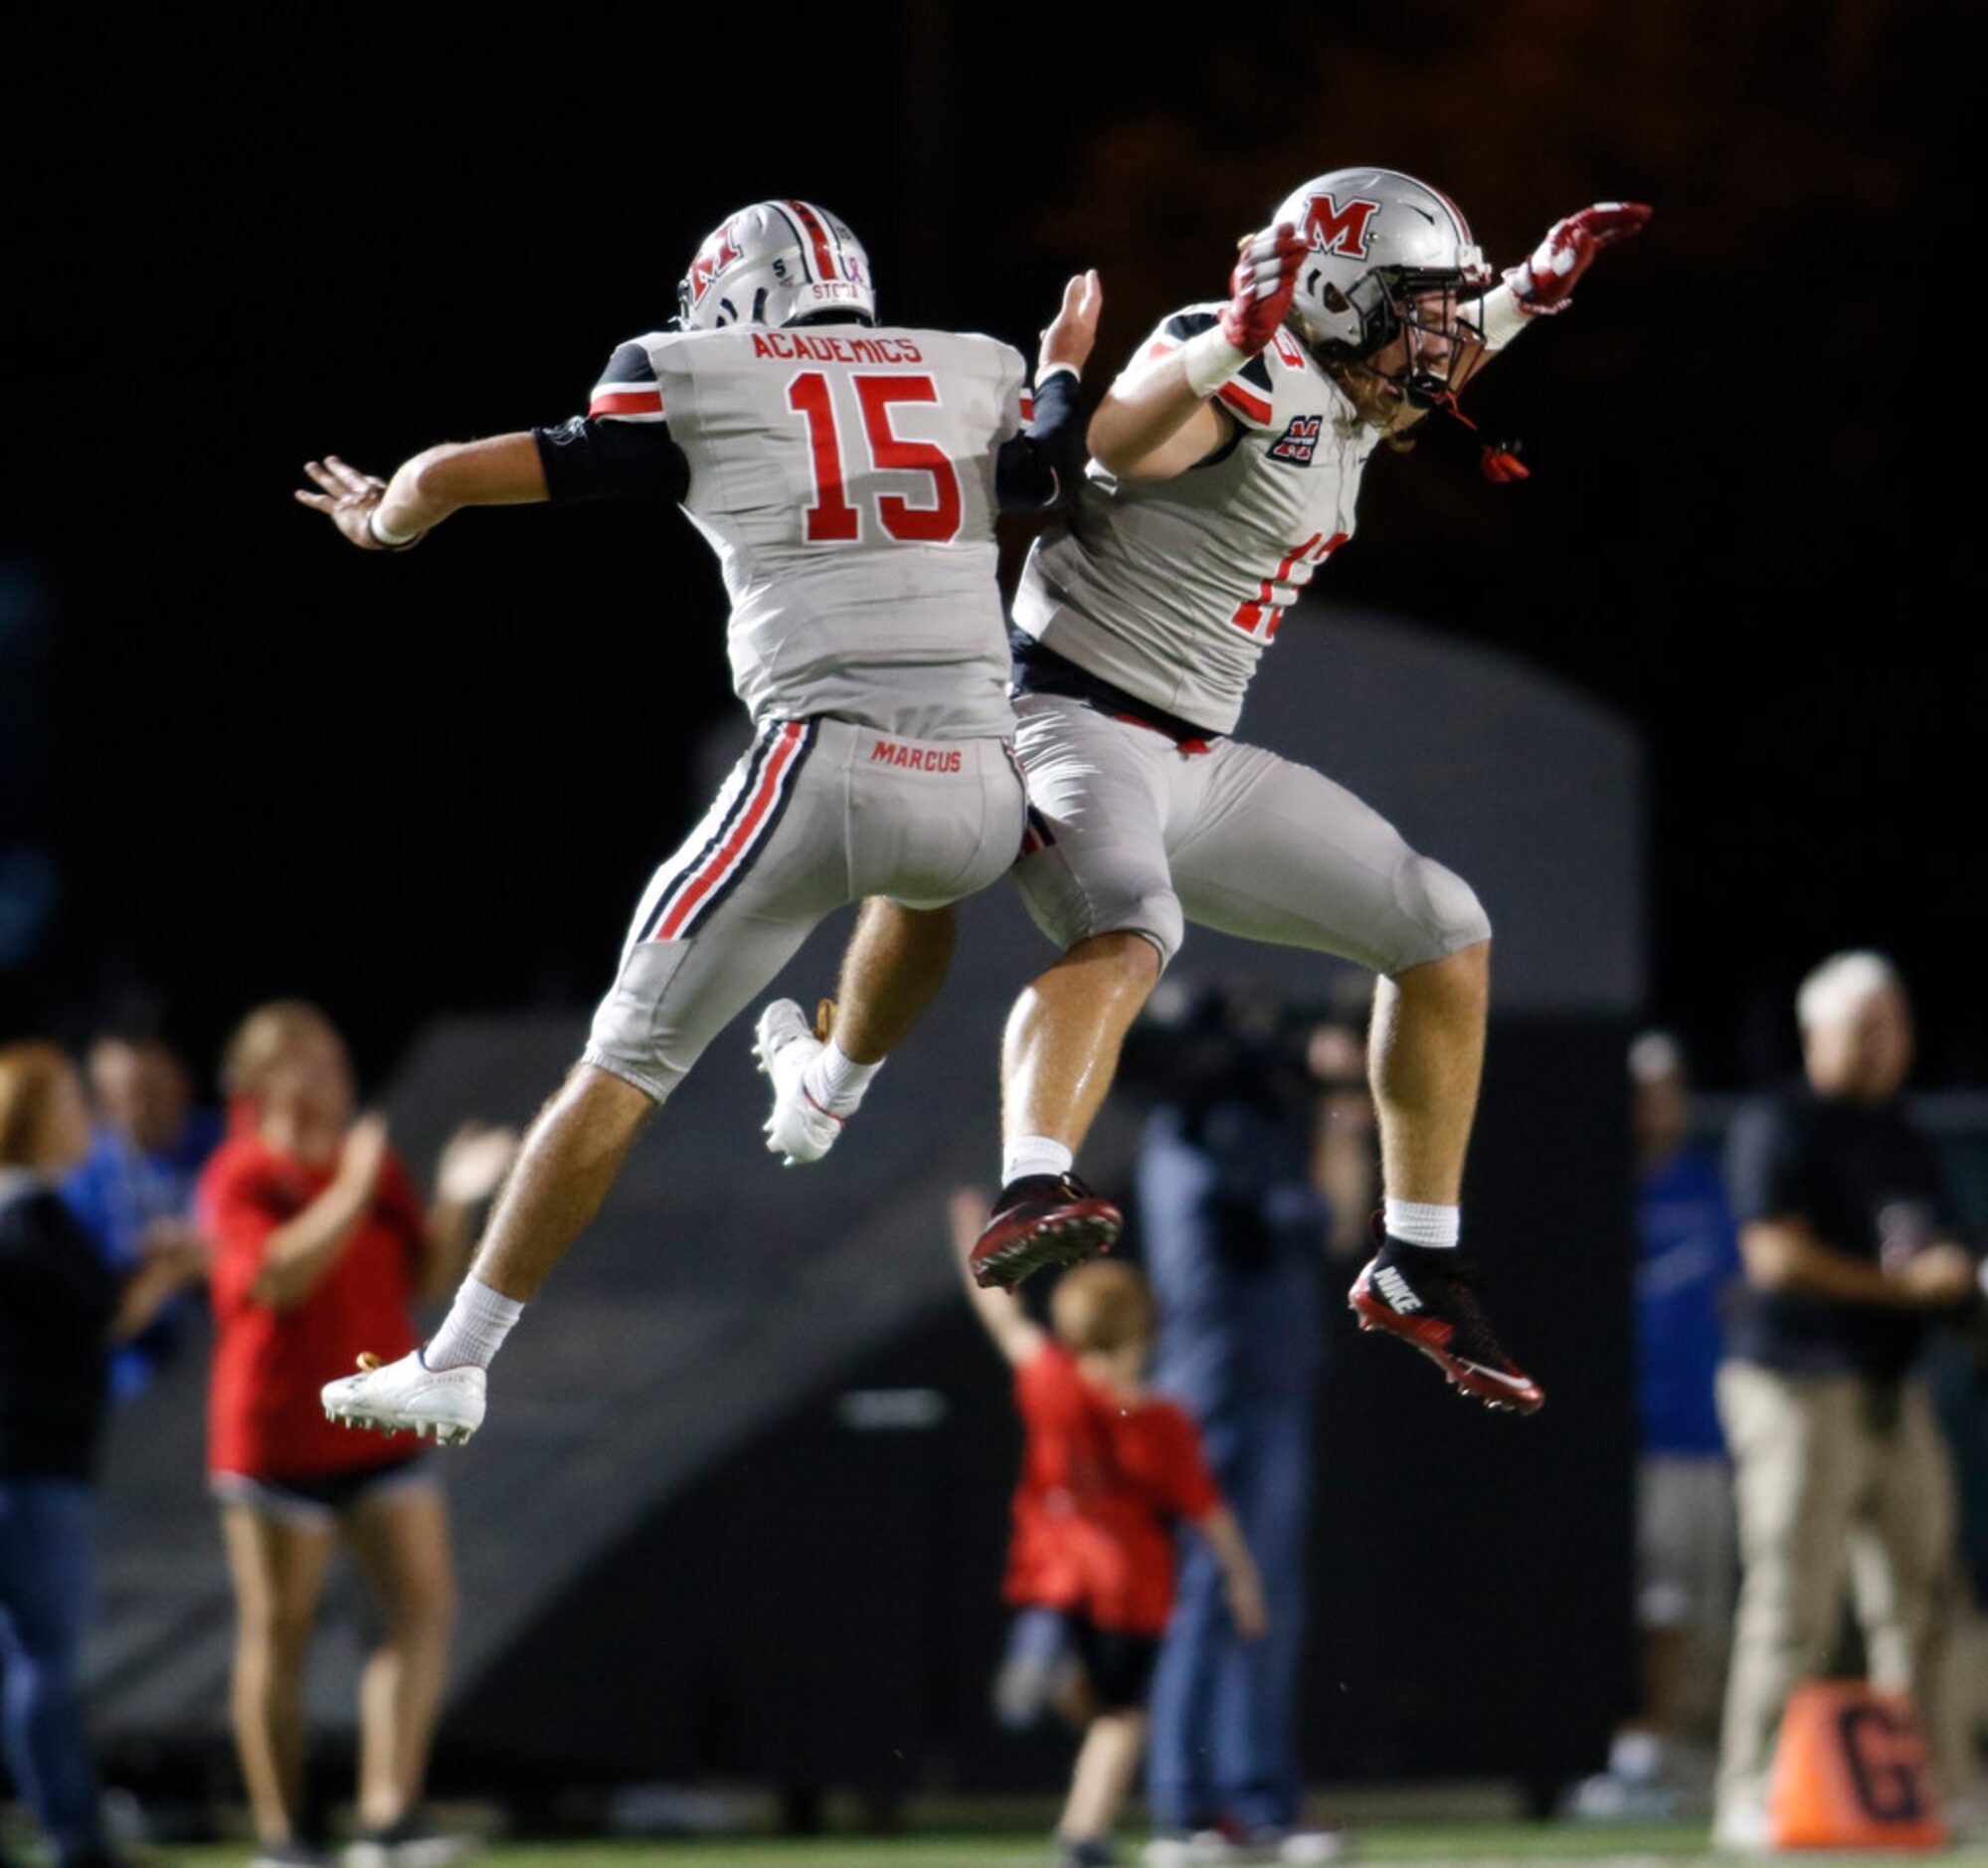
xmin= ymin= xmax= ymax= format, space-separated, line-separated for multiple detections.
xmin=200 ymin=1003 xmax=511 ymax=1868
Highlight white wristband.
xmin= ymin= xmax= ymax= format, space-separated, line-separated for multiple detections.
xmin=1471 ymin=282 xmax=1533 ymax=350
xmin=368 ymin=507 xmax=422 ymax=549
xmin=1179 ymin=324 xmax=1251 ymax=399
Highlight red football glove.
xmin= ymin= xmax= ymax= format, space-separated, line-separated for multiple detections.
xmin=1219 ymin=223 xmax=1308 ymax=353
xmin=1504 ymin=202 xmax=1652 ymax=315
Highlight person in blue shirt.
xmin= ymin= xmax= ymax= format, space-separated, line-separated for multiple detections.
xmin=62 ymin=1030 xmax=221 ymax=1399
xmin=1127 ymin=983 xmax=1368 ymax=1864
xmin=1570 ymin=1030 xmax=1741 ymax=1819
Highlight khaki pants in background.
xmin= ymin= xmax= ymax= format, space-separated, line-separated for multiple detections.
xmin=1715 ymin=1360 xmax=1977 ymax=1821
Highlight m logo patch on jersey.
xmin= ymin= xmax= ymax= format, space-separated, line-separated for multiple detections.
xmin=1268 ymin=415 xmax=1324 ymax=466
xmin=1305 ymin=192 xmax=1380 ymax=260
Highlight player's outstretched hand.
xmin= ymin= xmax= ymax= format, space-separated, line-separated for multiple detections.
xmin=1039 ymin=270 xmax=1102 ymax=380
xmin=1219 ymin=223 xmax=1308 ymax=355
xmin=295 ymin=455 xmax=413 ymax=550
xmin=1505 ymin=202 xmax=1653 ymax=316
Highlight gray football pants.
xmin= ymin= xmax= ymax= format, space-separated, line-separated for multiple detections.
xmin=1009 ymin=692 xmax=1490 ymax=972
xmin=584 ymin=716 xmax=1025 ymax=1103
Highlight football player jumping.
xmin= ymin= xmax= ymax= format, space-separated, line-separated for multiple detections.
xmin=759 ymin=170 xmax=1648 ymax=1415
xmin=301 ymin=202 xmax=1101 ymax=1444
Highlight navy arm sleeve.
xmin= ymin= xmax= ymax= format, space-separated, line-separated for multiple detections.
xmin=532 ymin=337 xmax=690 ymax=505
xmin=532 ymin=416 xmax=689 ymax=505
xmin=994 ymin=370 xmax=1085 ymax=512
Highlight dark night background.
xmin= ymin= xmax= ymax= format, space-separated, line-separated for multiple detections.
xmin=6 ymin=1 xmax=1983 ymax=1089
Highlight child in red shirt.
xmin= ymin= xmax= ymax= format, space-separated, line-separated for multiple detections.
xmin=949 ymin=1192 xmax=1265 ymax=1868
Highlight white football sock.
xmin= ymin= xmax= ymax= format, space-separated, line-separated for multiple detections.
xmin=1002 ymin=1136 xmax=1074 ymax=1186
xmin=801 ymin=1037 xmax=882 ymax=1117
xmin=1382 ymin=1199 xmax=1461 ymax=1249
xmin=426 ymin=1275 xmax=524 ymax=1371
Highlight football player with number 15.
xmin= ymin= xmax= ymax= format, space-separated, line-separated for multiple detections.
xmin=304 ymin=202 xmax=1102 ymax=1445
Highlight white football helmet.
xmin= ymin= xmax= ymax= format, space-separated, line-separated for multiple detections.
xmin=676 ymin=201 xmax=876 ymax=331
xmin=1274 ymin=167 xmax=1493 ymax=405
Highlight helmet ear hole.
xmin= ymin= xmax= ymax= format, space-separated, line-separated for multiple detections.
xmin=1320 ymin=281 xmax=1351 ymax=313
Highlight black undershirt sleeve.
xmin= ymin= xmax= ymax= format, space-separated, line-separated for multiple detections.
xmin=994 ymin=370 xmax=1085 ymax=512
xmin=532 ymin=415 xmax=690 ymax=506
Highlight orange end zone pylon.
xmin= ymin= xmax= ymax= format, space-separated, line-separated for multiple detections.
xmin=1768 ymin=1680 xmax=1947 ymax=1850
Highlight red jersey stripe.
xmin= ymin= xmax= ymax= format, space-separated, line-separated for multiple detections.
xmin=653 ymin=725 xmax=805 ymax=941
xmin=590 ymin=389 xmax=664 ymax=418
xmin=1217 ymin=378 xmax=1274 ymax=426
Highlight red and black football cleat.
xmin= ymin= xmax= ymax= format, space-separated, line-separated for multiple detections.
xmin=1349 ymin=1234 xmax=1544 ymax=1414
xmin=969 ymin=1173 xmax=1122 ymax=1291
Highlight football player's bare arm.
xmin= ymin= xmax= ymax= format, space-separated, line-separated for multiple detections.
xmin=948 ymin=1187 xmax=1047 ymax=1367
xmin=1738 ymin=1216 xmax=1975 ymax=1308
xmin=1086 ymin=361 xmax=1233 ymax=480
xmin=294 ymin=433 xmax=548 ymax=552
xmin=1090 ymin=223 xmax=1306 ymax=479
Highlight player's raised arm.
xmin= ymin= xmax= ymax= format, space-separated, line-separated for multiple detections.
xmin=995 ymin=271 xmax=1103 ymax=512
xmin=948 ymin=1188 xmax=1047 ymax=1367
xmin=294 ymin=435 xmax=549 ymax=552
xmin=1466 ymin=201 xmax=1653 ymax=352
xmin=1088 ymin=225 xmax=1306 ymax=481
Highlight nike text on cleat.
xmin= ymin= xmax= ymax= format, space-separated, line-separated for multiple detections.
xmin=969 ymin=1173 xmax=1123 ymax=1291
xmin=753 ymin=997 xmax=843 ymax=1166
xmin=320 ymin=1349 xmax=486 ymax=1447
xmin=1348 ymin=1243 xmax=1544 ymax=1415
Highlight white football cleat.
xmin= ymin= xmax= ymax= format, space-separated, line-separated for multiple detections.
xmin=320 ymin=1350 xmax=485 ymax=1447
xmin=752 ymin=997 xmax=843 ymax=1166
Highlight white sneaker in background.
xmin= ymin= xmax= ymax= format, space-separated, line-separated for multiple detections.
xmin=1711 ymin=1795 xmax=1772 ymax=1853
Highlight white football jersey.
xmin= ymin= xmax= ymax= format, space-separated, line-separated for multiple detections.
xmin=591 ymin=324 xmax=1029 ymax=740
xmin=1012 ymin=304 xmax=1382 ymax=736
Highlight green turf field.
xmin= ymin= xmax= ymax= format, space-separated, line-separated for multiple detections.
xmin=167 ymin=1831 xmax=1988 ymax=1867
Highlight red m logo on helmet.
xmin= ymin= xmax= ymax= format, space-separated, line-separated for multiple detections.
xmin=1305 ymin=194 xmax=1380 ymax=259
xmin=688 ymin=223 xmax=745 ymax=303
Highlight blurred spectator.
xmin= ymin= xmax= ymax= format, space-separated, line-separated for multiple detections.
xmin=1567 ymin=1031 xmax=1739 ymax=1820
xmin=1713 ymin=954 xmax=1982 ymax=1849
xmin=63 ymin=1027 xmax=223 ymax=1399
xmin=199 ymin=1003 xmax=512 ymax=1868
xmin=948 ymin=1191 xmax=1265 ymax=1868
xmin=1120 ymin=984 xmax=1364 ymax=1864
xmin=0 ymin=1042 xmax=206 ymax=1868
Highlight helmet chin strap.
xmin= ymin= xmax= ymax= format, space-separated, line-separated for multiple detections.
xmin=1427 ymin=389 xmax=1530 ymax=483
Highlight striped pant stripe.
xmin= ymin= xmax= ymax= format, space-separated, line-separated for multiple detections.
xmin=644 ymin=720 xmax=814 ymax=944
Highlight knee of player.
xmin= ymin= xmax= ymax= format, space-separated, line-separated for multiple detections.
xmin=1017 ymin=865 xmax=1182 ymax=971
xmin=1387 ymin=855 xmax=1491 ymax=969
xmin=1108 ymin=892 xmax=1182 ymax=971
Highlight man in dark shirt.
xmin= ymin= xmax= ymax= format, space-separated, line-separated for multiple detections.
xmin=1712 ymin=954 xmax=1981 ymax=1848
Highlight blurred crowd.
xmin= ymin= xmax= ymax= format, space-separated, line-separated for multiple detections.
xmin=0 ymin=1008 xmax=512 ymax=1868
xmin=6 ymin=948 xmax=1988 ymax=1866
